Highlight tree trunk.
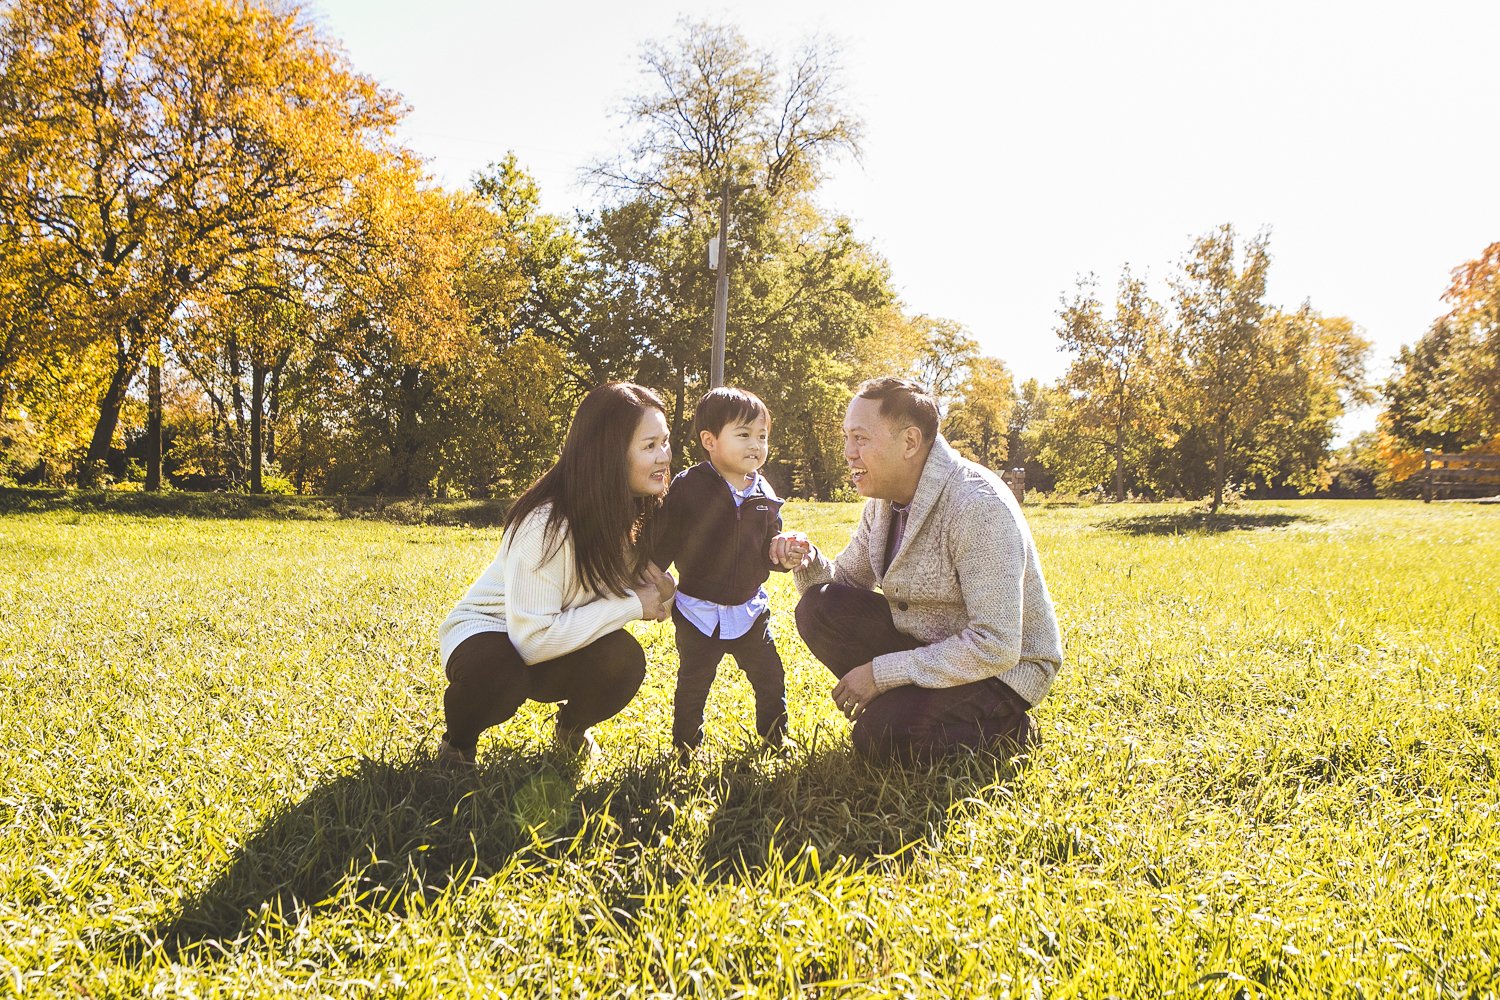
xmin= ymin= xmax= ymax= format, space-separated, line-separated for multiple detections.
xmin=293 ymin=447 xmax=306 ymax=495
xmin=249 ymin=363 xmax=265 ymax=493
xmin=81 ymin=340 xmax=141 ymax=486
xmin=386 ymin=365 xmax=425 ymax=495
xmin=226 ymin=327 xmax=248 ymax=486
xmin=265 ymin=360 xmax=285 ymax=467
xmin=145 ymin=361 xmax=162 ymax=491
xmin=1113 ymin=421 xmax=1126 ymax=502
xmin=672 ymin=365 xmax=690 ymax=466
xmin=1210 ymin=424 xmax=1228 ymax=514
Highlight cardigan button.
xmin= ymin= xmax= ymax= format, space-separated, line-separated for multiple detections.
xmin=897 ymin=601 xmax=909 ymax=611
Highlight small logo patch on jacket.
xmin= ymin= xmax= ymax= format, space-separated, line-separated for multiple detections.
xmin=754 ymin=503 xmax=770 ymax=511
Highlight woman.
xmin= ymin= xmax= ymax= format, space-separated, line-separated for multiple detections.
xmin=436 ymin=382 xmax=676 ymax=765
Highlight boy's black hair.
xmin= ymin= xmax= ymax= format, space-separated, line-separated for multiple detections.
xmin=692 ymin=387 xmax=770 ymax=449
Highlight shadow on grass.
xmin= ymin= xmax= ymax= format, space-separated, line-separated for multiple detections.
xmin=145 ymin=739 xmax=1021 ymax=957
xmin=0 ymin=485 xmax=510 ymax=526
xmin=698 ymin=738 xmax=1025 ymax=882
xmin=150 ymin=747 xmax=619 ymax=956
xmin=1100 ymin=509 xmax=1317 ymax=536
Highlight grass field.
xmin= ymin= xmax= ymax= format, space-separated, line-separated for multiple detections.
xmin=2 ymin=498 xmax=1497 ymax=998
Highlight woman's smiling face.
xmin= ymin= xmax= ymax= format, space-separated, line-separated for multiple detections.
xmin=627 ymin=407 xmax=672 ymax=497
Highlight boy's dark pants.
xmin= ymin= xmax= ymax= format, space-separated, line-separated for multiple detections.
xmin=672 ymin=606 xmax=787 ymax=750
xmin=795 ymin=583 xmax=1033 ymax=765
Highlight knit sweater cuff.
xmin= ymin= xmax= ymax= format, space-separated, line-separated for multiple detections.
xmin=791 ymin=546 xmax=834 ymax=593
xmin=869 ymin=652 xmax=1054 ymax=706
xmin=870 ymin=652 xmax=909 ymax=693
xmin=996 ymin=660 xmax=1051 ymax=707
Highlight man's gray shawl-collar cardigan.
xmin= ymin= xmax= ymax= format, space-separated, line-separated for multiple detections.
xmin=793 ymin=436 xmax=1063 ymax=706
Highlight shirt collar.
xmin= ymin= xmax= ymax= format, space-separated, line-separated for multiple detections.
xmin=711 ymin=465 xmax=762 ymax=498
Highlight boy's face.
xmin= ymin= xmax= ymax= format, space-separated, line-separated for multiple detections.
xmin=701 ymin=415 xmax=769 ymax=485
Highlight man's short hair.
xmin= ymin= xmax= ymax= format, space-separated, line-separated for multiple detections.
xmin=692 ymin=386 xmax=771 ymax=444
xmin=856 ymin=377 xmax=940 ymax=442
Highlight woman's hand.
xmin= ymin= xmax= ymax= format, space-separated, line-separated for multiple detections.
xmin=635 ymin=561 xmax=677 ymax=622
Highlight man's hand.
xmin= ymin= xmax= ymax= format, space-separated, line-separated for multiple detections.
xmin=769 ymin=531 xmax=812 ymax=571
xmin=831 ymin=662 xmax=879 ymax=720
xmin=635 ymin=561 xmax=677 ymax=622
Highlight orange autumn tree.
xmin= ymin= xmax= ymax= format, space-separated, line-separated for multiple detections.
xmin=0 ymin=0 xmax=404 ymax=485
xmin=277 ymin=171 xmax=549 ymax=497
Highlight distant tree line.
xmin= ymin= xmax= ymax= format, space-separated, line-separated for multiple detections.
xmin=1019 ymin=231 xmax=1497 ymax=506
xmin=1 ymin=2 xmax=1492 ymax=502
xmin=1023 ymin=227 xmax=1372 ymax=511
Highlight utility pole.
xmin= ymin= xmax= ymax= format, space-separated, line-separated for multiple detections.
xmin=710 ymin=178 xmax=752 ymax=388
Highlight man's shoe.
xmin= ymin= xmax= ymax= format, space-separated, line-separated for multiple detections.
xmin=435 ymin=739 xmax=477 ymax=770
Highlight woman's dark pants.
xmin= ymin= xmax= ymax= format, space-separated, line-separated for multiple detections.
xmin=441 ymin=630 xmax=646 ymax=756
xmin=794 ymin=583 xmax=1032 ymax=765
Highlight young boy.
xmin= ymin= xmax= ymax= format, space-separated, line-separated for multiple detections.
xmin=650 ymin=387 xmax=804 ymax=756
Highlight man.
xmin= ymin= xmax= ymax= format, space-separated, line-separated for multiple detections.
xmin=770 ymin=377 xmax=1062 ymax=764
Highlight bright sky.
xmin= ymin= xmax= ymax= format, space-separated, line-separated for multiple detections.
xmin=309 ymin=0 xmax=1500 ymax=439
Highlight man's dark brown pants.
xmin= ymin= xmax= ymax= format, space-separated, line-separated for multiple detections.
xmin=795 ymin=583 xmax=1032 ymax=765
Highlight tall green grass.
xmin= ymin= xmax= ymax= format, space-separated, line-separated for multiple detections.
xmin=1 ymin=500 xmax=1496 ymax=997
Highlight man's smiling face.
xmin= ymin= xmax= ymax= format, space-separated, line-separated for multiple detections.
xmin=842 ymin=395 xmax=912 ymax=501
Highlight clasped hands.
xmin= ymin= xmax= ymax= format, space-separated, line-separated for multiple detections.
xmin=768 ymin=531 xmax=812 ymax=571
xmin=636 ymin=561 xmax=676 ymax=622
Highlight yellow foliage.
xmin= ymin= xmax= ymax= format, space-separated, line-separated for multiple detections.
xmin=1375 ymin=432 xmax=1427 ymax=482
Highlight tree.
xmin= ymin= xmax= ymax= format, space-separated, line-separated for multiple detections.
xmin=1381 ymin=317 xmax=1494 ymax=454
xmin=171 ymin=251 xmax=317 ymax=491
xmin=1244 ymin=306 xmax=1370 ymax=494
xmin=0 ymin=0 xmax=403 ymax=484
xmin=1009 ymin=378 xmax=1062 ymax=495
xmin=1435 ymin=241 xmax=1499 ymax=443
xmin=1166 ymin=224 xmax=1274 ymax=512
xmin=594 ymin=20 xmax=861 ymax=219
xmin=1374 ymin=242 xmax=1500 ymax=490
xmin=911 ymin=316 xmax=978 ymax=415
xmin=476 ymin=157 xmax=660 ymax=395
xmin=557 ymin=20 xmax=890 ymax=496
xmin=1052 ymin=269 xmax=1166 ymax=501
xmin=0 ymin=237 xmax=104 ymax=481
xmin=304 ymin=182 xmax=529 ymax=496
xmin=945 ymin=356 xmax=1015 ymax=471
xmin=732 ymin=214 xmax=893 ymax=496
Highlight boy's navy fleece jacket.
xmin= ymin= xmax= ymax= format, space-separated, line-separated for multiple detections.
xmin=648 ymin=462 xmax=787 ymax=606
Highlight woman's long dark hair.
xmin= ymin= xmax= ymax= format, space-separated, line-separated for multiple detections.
xmin=503 ymin=382 xmax=667 ymax=597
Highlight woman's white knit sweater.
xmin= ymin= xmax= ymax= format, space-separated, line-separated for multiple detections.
xmin=439 ymin=503 xmax=645 ymax=669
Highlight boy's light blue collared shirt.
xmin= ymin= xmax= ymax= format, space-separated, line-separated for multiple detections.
xmin=675 ymin=472 xmax=771 ymax=640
